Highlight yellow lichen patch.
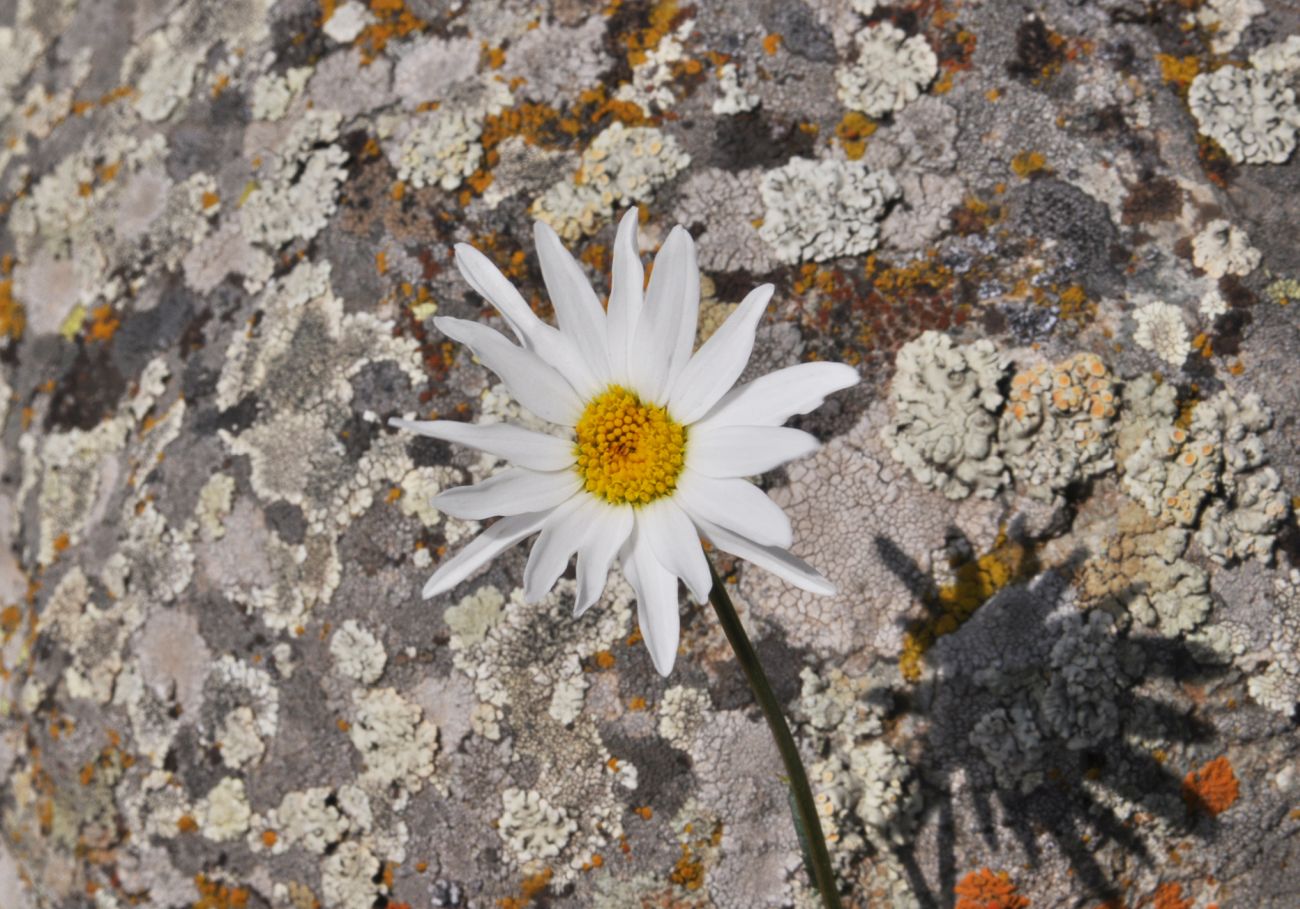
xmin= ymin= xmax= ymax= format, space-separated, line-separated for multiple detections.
xmin=574 ymin=386 xmax=686 ymax=505
xmin=1182 ymin=755 xmax=1239 ymax=816
xmin=1011 ymin=150 xmax=1048 ymax=178
xmin=900 ymin=529 xmax=1040 ymax=682
xmin=954 ymin=868 xmax=1031 ymax=909
xmin=1156 ymin=54 xmax=1200 ymax=91
xmin=0 ymin=278 xmax=24 ymax=341
xmin=835 ymin=111 xmax=877 ymax=160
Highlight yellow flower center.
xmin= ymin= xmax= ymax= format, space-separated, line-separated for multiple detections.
xmin=574 ymin=386 xmax=686 ymax=505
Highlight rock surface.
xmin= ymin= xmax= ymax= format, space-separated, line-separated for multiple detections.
xmin=3 ymin=1 xmax=1300 ymax=907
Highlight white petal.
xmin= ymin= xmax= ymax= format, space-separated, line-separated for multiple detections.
xmin=422 ymin=511 xmax=550 ymax=598
xmin=453 ymin=243 xmax=545 ymax=348
xmin=694 ymin=516 xmax=836 ymax=596
xmin=686 ymin=425 xmax=820 ymax=478
xmin=431 ymin=468 xmax=581 ymax=520
xmin=534 ymin=220 xmax=611 ymax=382
xmin=629 ymin=227 xmax=699 ymax=404
xmin=668 ymin=283 xmax=773 ymax=424
xmin=674 ymin=470 xmax=793 ymax=548
xmin=435 ymin=316 xmax=583 ymax=425
xmin=453 ymin=244 xmax=603 ymax=397
xmin=389 ymin=418 xmax=574 ymax=471
xmin=606 ymin=209 xmax=643 ymax=381
xmin=623 ymin=528 xmax=681 ymax=676
xmin=574 ymin=502 xmax=634 ymax=617
xmin=522 ymin=494 xmax=592 ymax=603
xmin=695 ymin=361 xmax=860 ymax=429
xmin=638 ymin=499 xmax=710 ymax=604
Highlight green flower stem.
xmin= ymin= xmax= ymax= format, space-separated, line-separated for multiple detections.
xmin=705 ymin=556 xmax=843 ymax=908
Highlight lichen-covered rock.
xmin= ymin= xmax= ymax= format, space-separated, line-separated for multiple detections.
xmin=4 ymin=1 xmax=1300 ymax=906
xmin=884 ymin=331 xmax=1009 ymax=499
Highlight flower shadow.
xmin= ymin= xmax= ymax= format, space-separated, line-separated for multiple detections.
xmin=869 ymin=528 xmax=1228 ymax=907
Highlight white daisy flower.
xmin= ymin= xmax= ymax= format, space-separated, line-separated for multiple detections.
xmin=391 ymin=210 xmax=859 ymax=675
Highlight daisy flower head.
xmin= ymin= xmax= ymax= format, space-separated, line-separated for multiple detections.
xmin=392 ymin=211 xmax=859 ymax=675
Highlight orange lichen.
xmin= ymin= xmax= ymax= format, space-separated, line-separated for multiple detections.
xmin=1182 ymin=755 xmax=1239 ymax=816
xmin=355 ymin=0 xmax=427 ymax=63
xmin=1011 ymin=150 xmax=1048 ymax=177
xmin=260 ymin=829 xmax=278 ymax=848
xmin=177 ymin=814 xmax=199 ymax=833
xmin=762 ymin=33 xmax=782 ymax=55
xmin=628 ymin=696 xmax=647 ymax=711
xmin=835 ymin=111 xmax=877 ymax=160
xmin=86 ymin=304 xmax=120 ymax=342
xmin=1151 ymin=882 xmax=1192 ymax=909
xmin=954 ymin=869 xmax=1031 ymax=909
xmin=623 ymin=0 xmax=684 ymax=67
xmin=0 ymin=279 xmax=24 ymax=341
xmin=593 ymin=650 xmax=616 ymax=669
xmin=498 ymin=868 xmax=553 ymax=909
xmin=375 ymin=251 xmax=388 ymax=276
xmin=194 ymin=875 xmax=251 ymax=909
xmin=1156 ymin=54 xmax=1199 ymax=91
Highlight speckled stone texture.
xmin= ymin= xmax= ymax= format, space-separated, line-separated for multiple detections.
xmin=3 ymin=1 xmax=1300 ymax=907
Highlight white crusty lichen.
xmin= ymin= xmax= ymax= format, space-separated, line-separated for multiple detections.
xmin=213 ymin=706 xmax=263 ymax=770
xmin=796 ymin=667 xmax=918 ymax=859
xmin=347 ymin=687 xmax=438 ymax=796
xmin=1080 ymin=504 xmax=1213 ymax=635
xmin=331 ymin=620 xmax=388 ymax=685
xmin=1120 ymin=382 xmax=1288 ymax=565
xmin=883 ymin=331 xmax=1008 ymax=499
xmin=1191 ymin=393 xmax=1290 ymax=564
xmin=321 ymin=841 xmax=383 ymax=909
xmin=250 ymin=787 xmax=349 ymax=855
xmin=1189 ymin=64 xmax=1300 ymax=165
xmin=1131 ymin=300 xmax=1191 ymax=367
xmin=240 ymin=110 xmax=349 ymax=248
xmin=531 ymin=123 xmax=690 ymax=241
xmin=1193 ymin=0 xmax=1264 ymax=54
xmin=1000 ymin=353 xmax=1119 ymax=501
xmin=196 ymin=777 xmax=252 ymax=842
xmin=836 ymin=22 xmax=937 ymax=118
xmin=713 ymin=62 xmax=760 ymax=115
xmin=1247 ymin=573 xmax=1300 ymax=717
xmin=657 ymin=685 xmax=714 ymax=750
xmin=758 ymin=157 xmax=899 ymax=263
xmin=1192 ymin=219 xmax=1261 ymax=279
xmin=250 ymin=67 xmax=313 ymax=121
xmin=498 ymin=787 xmax=578 ymax=865
xmin=396 ymin=108 xmax=485 ymax=191
xmin=448 ymin=579 xmax=636 ymax=877
xmin=213 ymin=260 xmax=422 ymax=629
